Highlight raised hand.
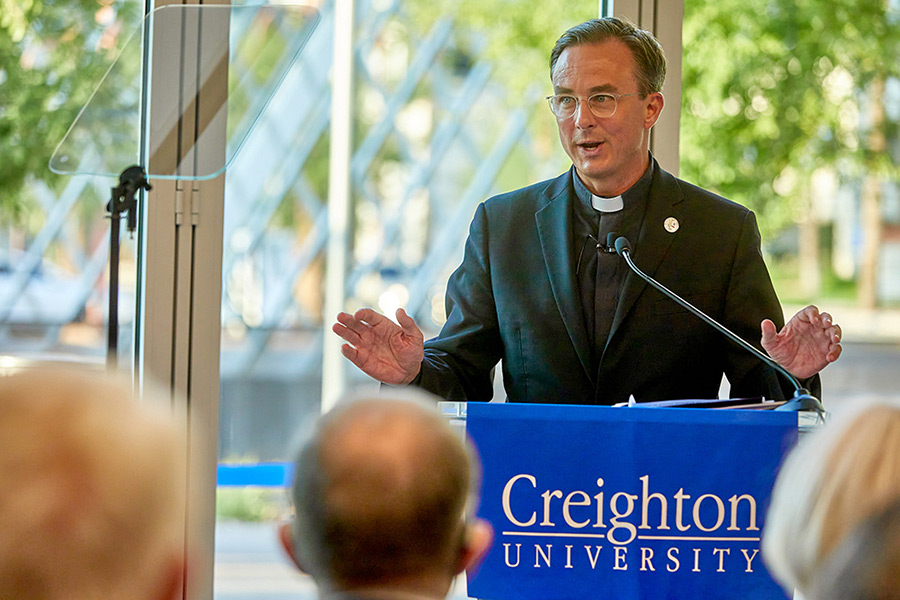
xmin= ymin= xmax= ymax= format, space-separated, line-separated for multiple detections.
xmin=760 ymin=305 xmax=842 ymax=380
xmin=332 ymin=307 xmax=425 ymax=385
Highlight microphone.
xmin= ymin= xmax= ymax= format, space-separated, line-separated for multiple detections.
xmin=611 ymin=234 xmax=824 ymax=414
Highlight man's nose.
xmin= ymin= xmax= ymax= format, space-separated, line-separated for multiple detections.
xmin=573 ymin=100 xmax=597 ymax=128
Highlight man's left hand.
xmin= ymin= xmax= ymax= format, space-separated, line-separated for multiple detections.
xmin=760 ymin=305 xmax=843 ymax=379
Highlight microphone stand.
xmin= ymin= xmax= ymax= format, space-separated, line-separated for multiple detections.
xmin=611 ymin=235 xmax=824 ymax=414
xmin=106 ymin=165 xmax=152 ymax=368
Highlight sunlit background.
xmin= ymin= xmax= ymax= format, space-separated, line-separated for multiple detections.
xmin=1 ymin=0 xmax=898 ymax=598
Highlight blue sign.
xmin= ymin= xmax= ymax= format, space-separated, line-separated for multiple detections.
xmin=466 ymin=403 xmax=798 ymax=600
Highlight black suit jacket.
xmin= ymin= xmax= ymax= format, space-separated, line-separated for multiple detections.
xmin=415 ymin=162 xmax=813 ymax=405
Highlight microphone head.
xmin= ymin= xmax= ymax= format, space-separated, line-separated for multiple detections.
xmin=614 ymin=236 xmax=631 ymax=256
xmin=606 ymin=232 xmax=618 ymax=250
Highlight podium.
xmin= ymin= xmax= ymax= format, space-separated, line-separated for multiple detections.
xmin=453 ymin=403 xmax=801 ymax=600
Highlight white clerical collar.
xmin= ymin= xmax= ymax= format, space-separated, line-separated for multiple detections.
xmin=324 ymin=590 xmax=443 ymax=600
xmin=591 ymin=194 xmax=624 ymax=213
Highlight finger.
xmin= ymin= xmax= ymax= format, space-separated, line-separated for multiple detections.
xmin=760 ymin=318 xmax=778 ymax=344
xmin=396 ymin=308 xmax=422 ymax=338
xmin=340 ymin=343 xmax=358 ymax=362
xmin=800 ymin=305 xmax=820 ymax=323
xmin=831 ymin=323 xmax=842 ymax=342
xmin=340 ymin=343 xmax=372 ymax=372
xmin=396 ymin=307 xmax=412 ymax=327
xmin=336 ymin=313 xmax=371 ymax=338
xmin=336 ymin=311 xmax=362 ymax=328
xmin=353 ymin=307 xmax=386 ymax=325
xmin=819 ymin=311 xmax=833 ymax=327
xmin=332 ymin=322 xmax=361 ymax=346
xmin=827 ymin=343 xmax=843 ymax=363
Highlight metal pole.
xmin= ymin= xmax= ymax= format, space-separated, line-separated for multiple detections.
xmin=322 ymin=0 xmax=356 ymax=413
xmin=107 ymin=194 xmax=121 ymax=369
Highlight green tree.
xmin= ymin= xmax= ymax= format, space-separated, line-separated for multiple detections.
xmin=406 ymin=0 xmax=597 ymax=95
xmin=681 ymin=0 xmax=900 ymax=302
xmin=0 ymin=0 xmax=140 ymax=222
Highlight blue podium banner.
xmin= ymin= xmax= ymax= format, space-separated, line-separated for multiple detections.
xmin=466 ymin=403 xmax=798 ymax=600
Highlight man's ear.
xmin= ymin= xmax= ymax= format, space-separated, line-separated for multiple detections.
xmin=643 ymin=91 xmax=665 ymax=129
xmin=278 ymin=521 xmax=309 ymax=574
xmin=152 ymin=551 xmax=186 ymax=600
xmin=455 ymin=519 xmax=494 ymax=576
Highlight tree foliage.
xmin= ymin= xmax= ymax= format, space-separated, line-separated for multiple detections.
xmin=0 ymin=0 xmax=140 ymax=222
xmin=405 ymin=0 xmax=597 ymax=95
xmin=680 ymin=0 xmax=900 ymax=237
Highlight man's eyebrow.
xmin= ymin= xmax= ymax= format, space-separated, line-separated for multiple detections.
xmin=552 ymin=84 xmax=619 ymax=94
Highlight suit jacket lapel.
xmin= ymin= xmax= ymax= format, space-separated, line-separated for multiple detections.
xmin=535 ymin=170 xmax=593 ymax=381
xmin=606 ymin=165 xmax=685 ymax=349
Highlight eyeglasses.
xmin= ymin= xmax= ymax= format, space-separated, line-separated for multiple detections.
xmin=546 ymin=92 xmax=642 ymax=119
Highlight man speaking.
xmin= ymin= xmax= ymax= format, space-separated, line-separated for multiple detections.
xmin=333 ymin=17 xmax=842 ymax=405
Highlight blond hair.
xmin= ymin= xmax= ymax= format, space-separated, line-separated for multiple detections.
xmin=762 ymin=401 xmax=900 ymax=596
xmin=0 ymin=368 xmax=185 ymax=600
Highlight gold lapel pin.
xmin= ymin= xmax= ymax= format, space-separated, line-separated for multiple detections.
xmin=664 ymin=217 xmax=679 ymax=233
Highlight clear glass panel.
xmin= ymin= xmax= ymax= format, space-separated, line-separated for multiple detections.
xmin=214 ymin=0 xmax=597 ymax=597
xmin=0 ymin=0 xmax=143 ymax=368
xmin=49 ymin=4 xmax=320 ymax=180
xmin=680 ymin=0 xmax=900 ymax=415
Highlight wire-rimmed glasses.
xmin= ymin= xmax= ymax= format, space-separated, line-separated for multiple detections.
xmin=546 ymin=92 xmax=642 ymax=119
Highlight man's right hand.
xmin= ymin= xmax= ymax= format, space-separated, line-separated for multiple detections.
xmin=332 ymin=308 xmax=424 ymax=385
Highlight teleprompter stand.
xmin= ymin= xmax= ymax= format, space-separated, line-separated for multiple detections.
xmin=106 ymin=165 xmax=151 ymax=367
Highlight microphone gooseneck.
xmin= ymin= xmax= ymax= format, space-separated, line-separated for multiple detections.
xmin=610 ymin=234 xmax=824 ymax=414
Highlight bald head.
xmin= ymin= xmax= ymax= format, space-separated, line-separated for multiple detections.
xmin=287 ymin=391 xmax=484 ymax=593
xmin=0 ymin=368 xmax=185 ymax=600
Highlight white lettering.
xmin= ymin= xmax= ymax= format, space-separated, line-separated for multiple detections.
xmin=502 ymin=474 xmax=537 ymax=527
xmin=674 ymin=488 xmax=691 ymax=531
xmin=503 ymin=543 xmax=521 ymax=568
xmin=609 ymin=492 xmax=638 ymax=545
xmin=693 ymin=494 xmax=725 ymax=532
xmin=640 ymin=547 xmax=655 ymax=571
xmin=534 ymin=544 xmax=552 ymax=568
xmin=728 ymin=494 xmax=759 ymax=531
xmin=564 ymin=545 xmax=574 ymax=569
xmin=740 ymin=548 xmax=759 ymax=572
xmin=614 ymin=546 xmax=628 ymax=570
xmin=639 ymin=475 xmax=670 ymax=530
xmin=501 ymin=475 xmax=763 ymax=546
xmin=713 ymin=548 xmax=730 ymax=572
xmin=585 ymin=545 xmax=603 ymax=569
xmin=593 ymin=478 xmax=606 ymax=528
xmin=563 ymin=491 xmax=591 ymax=527
xmin=666 ymin=547 xmax=680 ymax=572
xmin=540 ymin=490 xmax=563 ymax=526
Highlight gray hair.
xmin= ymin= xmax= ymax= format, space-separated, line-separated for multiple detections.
xmin=289 ymin=390 xmax=478 ymax=587
xmin=549 ymin=17 xmax=667 ymax=96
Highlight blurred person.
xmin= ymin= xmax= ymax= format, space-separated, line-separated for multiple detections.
xmin=0 ymin=368 xmax=186 ymax=600
xmin=333 ymin=17 xmax=841 ymax=406
xmin=279 ymin=391 xmax=493 ymax=600
xmin=762 ymin=402 xmax=900 ymax=599
xmin=809 ymin=497 xmax=900 ymax=600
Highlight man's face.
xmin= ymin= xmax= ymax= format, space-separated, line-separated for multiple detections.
xmin=551 ymin=39 xmax=664 ymax=197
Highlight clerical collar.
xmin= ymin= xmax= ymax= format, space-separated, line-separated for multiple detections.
xmin=572 ymin=158 xmax=656 ymax=213
xmin=591 ymin=194 xmax=624 ymax=213
xmin=323 ymin=590 xmax=444 ymax=600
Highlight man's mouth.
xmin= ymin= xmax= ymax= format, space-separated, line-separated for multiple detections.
xmin=577 ymin=141 xmax=603 ymax=151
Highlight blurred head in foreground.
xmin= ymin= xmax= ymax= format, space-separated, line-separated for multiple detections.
xmin=0 ymin=368 xmax=186 ymax=600
xmin=279 ymin=390 xmax=492 ymax=599
xmin=808 ymin=496 xmax=900 ymax=600
xmin=762 ymin=402 xmax=900 ymax=598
